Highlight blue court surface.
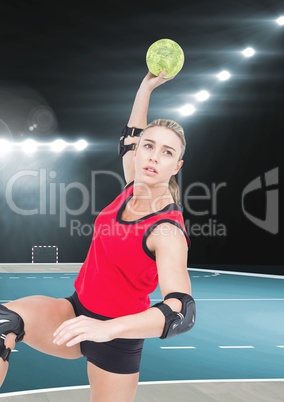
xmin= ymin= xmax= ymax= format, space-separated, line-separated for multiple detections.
xmin=0 ymin=268 xmax=284 ymax=394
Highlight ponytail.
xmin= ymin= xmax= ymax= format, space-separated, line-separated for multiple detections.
xmin=169 ymin=175 xmax=180 ymax=205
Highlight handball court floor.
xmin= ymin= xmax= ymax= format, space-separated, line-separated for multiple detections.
xmin=0 ymin=263 xmax=283 ymax=402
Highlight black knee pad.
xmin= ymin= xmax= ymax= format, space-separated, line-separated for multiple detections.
xmin=0 ymin=305 xmax=25 ymax=362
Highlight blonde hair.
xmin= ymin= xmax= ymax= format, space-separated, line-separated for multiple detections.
xmin=141 ymin=119 xmax=186 ymax=205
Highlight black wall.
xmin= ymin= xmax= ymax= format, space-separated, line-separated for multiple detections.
xmin=0 ymin=0 xmax=283 ymax=275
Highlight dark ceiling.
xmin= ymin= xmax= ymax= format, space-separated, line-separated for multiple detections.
xmin=0 ymin=0 xmax=283 ymax=268
xmin=0 ymin=0 xmax=283 ymax=143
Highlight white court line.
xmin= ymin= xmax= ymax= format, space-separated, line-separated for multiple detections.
xmin=196 ymin=298 xmax=284 ymax=301
xmin=160 ymin=346 xmax=196 ymax=349
xmin=219 ymin=346 xmax=254 ymax=349
xmin=151 ymin=298 xmax=284 ymax=302
xmin=0 ymin=385 xmax=90 ymax=398
xmin=8 ymin=345 xmax=283 ymax=351
xmin=1 ymin=378 xmax=284 ymax=398
xmin=139 ymin=378 xmax=284 ymax=384
xmin=188 ymin=267 xmax=284 ymax=280
xmin=0 ymin=263 xmax=81 ymax=265
xmin=2 ymin=298 xmax=283 ymax=303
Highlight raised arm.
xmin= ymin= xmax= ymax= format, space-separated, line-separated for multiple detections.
xmin=120 ymin=71 xmax=175 ymax=184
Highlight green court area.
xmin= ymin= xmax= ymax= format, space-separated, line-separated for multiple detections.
xmin=1 ymin=269 xmax=284 ymax=394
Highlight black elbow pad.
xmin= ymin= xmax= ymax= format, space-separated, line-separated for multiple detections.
xmin=152 ymin=292 xmax=196 ymax=339
xmin=118 ymin=125 xmax=143 ymax=157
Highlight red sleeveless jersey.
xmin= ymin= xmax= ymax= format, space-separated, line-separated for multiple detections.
xmin=74 ymin=181 xmax=190 ymax=318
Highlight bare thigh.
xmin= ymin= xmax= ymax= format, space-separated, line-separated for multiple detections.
xmin=4 ymin=296 xmax=82 ymax=359
xmin=87 ymin=362 xmax=139 ymax=402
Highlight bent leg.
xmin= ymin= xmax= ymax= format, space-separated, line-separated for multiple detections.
xmin=0 ymin=296 xmax=82 ymax=386
xmin=87 ymin=362 xmax=139 ymax=402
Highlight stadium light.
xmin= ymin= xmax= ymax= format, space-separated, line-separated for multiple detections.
xmin=195 ymin=90 xmax=211 ymax=102
xmin=0 ymin=139 xmax=12 ymax=154
xmin=74 ymin=139 xmax=88 ymax=151
xmin=50 ymin=139 xmax=67 ymax=153
xmin=22 ymin=139 xmax=38 ymax=154
xmin=217 ymin=70 xmax=231 ymax=81
xmin=178 ymin=104 xmax=196 ymax=116
xmin=276 ymin=16 xmax=284 ymax=26
xmin=242 ymin=47 xmax=255 ymax=58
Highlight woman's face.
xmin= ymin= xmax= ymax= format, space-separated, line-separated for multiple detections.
xmin=133 ymin=126 xmax=184 ymax=187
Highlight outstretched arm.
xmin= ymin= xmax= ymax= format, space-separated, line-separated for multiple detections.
xmin=122 ymin=71 xmax=175 ymax=184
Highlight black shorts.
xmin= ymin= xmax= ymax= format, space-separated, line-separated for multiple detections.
xmin=65 ymin=292 xmax=144 ymax=374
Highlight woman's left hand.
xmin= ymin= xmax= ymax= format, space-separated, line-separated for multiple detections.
xmin=53 ymin=315 xmax=114 ymax=347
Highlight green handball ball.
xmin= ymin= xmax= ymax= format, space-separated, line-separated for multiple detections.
xmin=146 ymin=38 xmax=185 ymax=78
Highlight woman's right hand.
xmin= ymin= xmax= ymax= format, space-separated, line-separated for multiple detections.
xmin=140 ymin=70 xmax=176 ymax=92
xmin=53 ymin=315 xmax=117 ymax=346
